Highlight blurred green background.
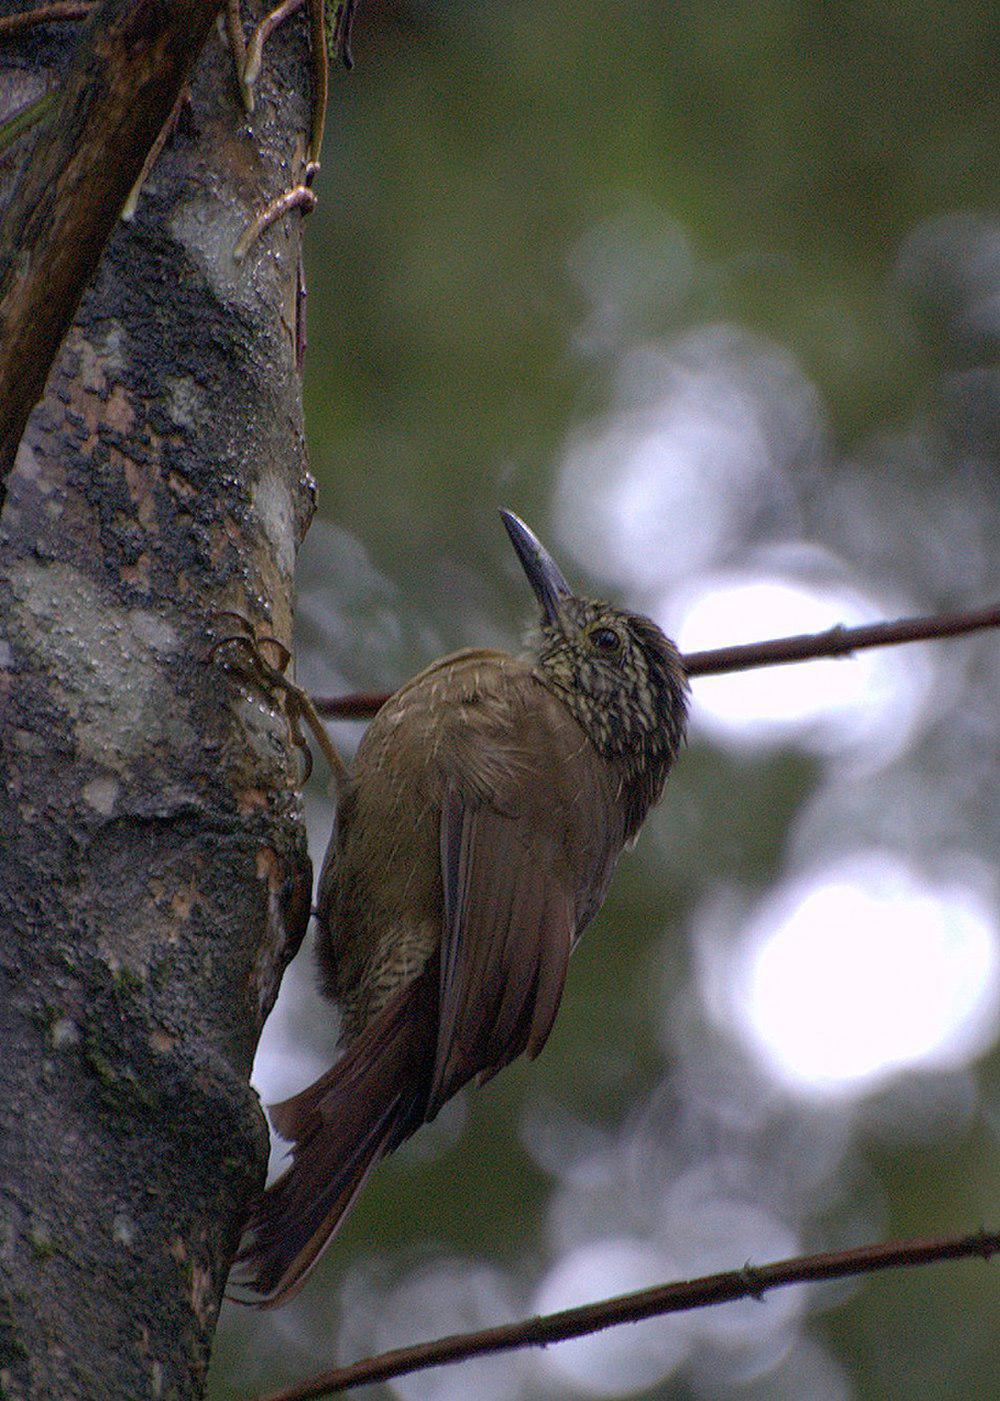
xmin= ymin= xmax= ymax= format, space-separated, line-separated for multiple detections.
xmin=209 ymin=2 xmax=998 ymax=1397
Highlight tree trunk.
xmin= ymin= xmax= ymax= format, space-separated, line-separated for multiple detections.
xmin=0 ymin=5 xmax=317 ymax=1394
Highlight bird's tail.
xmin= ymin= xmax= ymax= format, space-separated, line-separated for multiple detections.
xmin=229 ymin=969 xmax=437 ymax=1308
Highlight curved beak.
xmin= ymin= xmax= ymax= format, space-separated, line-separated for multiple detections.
xmin=499 ymin=509 xmax=573 ymax=627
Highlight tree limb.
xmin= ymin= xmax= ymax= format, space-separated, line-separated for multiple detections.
xmin=310 ymin=603 xmax=1000 ymax=719
xmin=683 ymin=602 xmax=1000 ymax=676
xmin=253 ymin=1228 xmax=999 ymax=1401
xmin=0 ymin=0 xmax=224 ymax=483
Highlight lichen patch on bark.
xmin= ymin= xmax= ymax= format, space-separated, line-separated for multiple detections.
xmin=7 ymin=558 xmax=194 ymax=775
xmin=254 ymin=468 xmax=297 ymax=577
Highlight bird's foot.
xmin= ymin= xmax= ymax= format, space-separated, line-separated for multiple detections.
xmin=229 ymin=0 xmax=321 ymax=260
xmin=209 ymin=612 xmax=350 ymax=794
xmin=209 ymin=611 xmax=315 ymax=780
xmin=229 ymin=0 xmax=304 ymax=117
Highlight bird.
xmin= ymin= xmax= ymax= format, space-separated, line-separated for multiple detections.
xmin=229 ymin=510 xmax=690 ymax=1306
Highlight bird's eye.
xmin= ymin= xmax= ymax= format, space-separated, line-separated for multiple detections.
xmin=589 ymin=626 xmax=622 ymax=654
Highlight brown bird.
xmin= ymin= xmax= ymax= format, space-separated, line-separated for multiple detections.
xmin=230 ymin=511 xmax=689 ymax=1306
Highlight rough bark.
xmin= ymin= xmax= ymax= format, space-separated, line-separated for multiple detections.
xmin=0 ymin=5 xmax=317 ymax=1395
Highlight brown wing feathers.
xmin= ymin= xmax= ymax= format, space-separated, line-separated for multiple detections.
xmin=429 ymin=785 xmax=573 ymax=1114
xmin=230 ymin=969 xmax=438 ymax=1306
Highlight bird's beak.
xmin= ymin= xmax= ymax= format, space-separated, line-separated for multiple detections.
xmin=499 ymin=509 xmax=573 ymax=627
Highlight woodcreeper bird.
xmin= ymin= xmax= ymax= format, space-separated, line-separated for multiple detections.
xmin=231 ymin=511 xmax=689 ymax=1306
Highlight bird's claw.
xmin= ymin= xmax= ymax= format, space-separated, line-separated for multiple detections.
xmin=208 ymin=612 xmax=314 ymax=781
xmin=233 ymin=176 xmax=318 ymax=262
xmin=233 ymin=0 xmax=307 ymax=117
xmin=209 ymin=611 xmax=289 ymax=678
xmin=209 ymin=610 xmax=351 ymax=794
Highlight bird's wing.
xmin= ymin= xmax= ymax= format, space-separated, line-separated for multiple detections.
xmin=428 ymin=780 xmax=576 ymax=1116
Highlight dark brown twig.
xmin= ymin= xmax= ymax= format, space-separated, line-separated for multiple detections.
xmin=312 ymin=689 xmax=389 ymax=719
xmin=0 ymin=2 xmax=92 ymax=38
xmin=331 ymin=0 xmax=359 ymax=71
xmin=682 ymin=603 xmax=1000 ymax=676
xmin=253 ymin=1228 xmax=999 ymax=1400
xmin=311 ymin=603 xmax=1000 ymax=720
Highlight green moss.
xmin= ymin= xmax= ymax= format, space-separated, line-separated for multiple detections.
xmin=0 ymin=1292 xmax=28 ymax=1369
xmin=28 ymin=1231 xmax=58 ymax=1261
xmin=112 ymin=965 xmax=145 ymax=995
xmin=82 ymin=1023 xmax=161 ymax=1117
xmin=149 ymin=958 xmax=171 ymax=992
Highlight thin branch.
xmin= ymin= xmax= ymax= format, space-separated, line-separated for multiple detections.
xmin=313 ymin=689 xmax=391 ymax=719
xmin=253 ymin=1228 xmax=999 ymax=1400
xmin=0 ymin=2 xmax=93 ymax=38
xmin=0 ymin=0 xmax=224 ymax=483
xmin=683 ymin=602 xmax=1000 ymax=676
xmin=311 ymin=603 xmax=1000 ymax=720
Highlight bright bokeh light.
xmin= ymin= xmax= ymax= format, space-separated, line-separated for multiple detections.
xmin=671 ymin=571 xmax=932 ymax=760
xmin=554 ymin=326 xmax=819 ymax=594
xmin=335 ymin=1259 xmax=529 ymax=1401
xmin=567 ymin=207 xmax=697 ymax=357
xmin=732 ymin=855 xmax=999 ymax=1095
xmin=377 ymin=1262 xmax=526 ymax=1401
xmin=534 ymin=1239 xmax=689 ymax=1395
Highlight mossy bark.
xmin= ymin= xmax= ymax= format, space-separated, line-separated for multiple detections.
xmin=0 ymin=5 xmax=318 ymax=1394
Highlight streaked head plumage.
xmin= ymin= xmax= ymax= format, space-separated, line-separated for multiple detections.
xmin=500 ymin=509 xmax=689 ymax=830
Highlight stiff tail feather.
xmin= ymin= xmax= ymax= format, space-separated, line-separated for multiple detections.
xmin=229 ymin=969 xmax=437 ymax=1307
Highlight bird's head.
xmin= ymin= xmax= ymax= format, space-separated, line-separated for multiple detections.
xmin=501 ymin=510 xmax=689 ymax=829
